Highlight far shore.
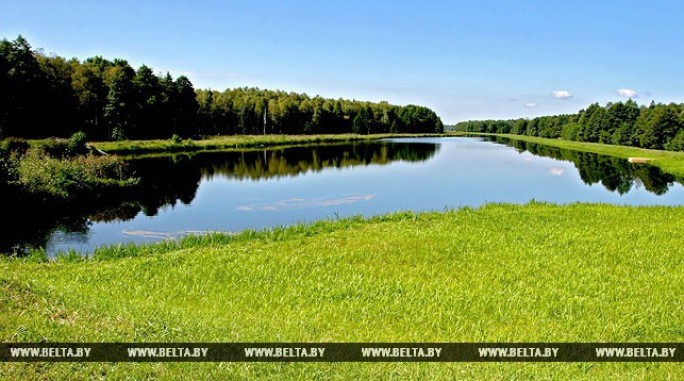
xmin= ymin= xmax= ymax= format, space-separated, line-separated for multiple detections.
xmin=88 ymin=133 xmax=453 ymax=156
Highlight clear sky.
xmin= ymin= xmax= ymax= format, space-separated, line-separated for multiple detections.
xmin=2 ymin=0 xmax=684 ymax=124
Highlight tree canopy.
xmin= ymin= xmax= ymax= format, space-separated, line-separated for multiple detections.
xmin=0 ymin=36 xmax=443 ymax=140
xmin=454 ymin=99 xmax=684 ymax=152
xmin=195 ymin=88 xmax=443 ymax=136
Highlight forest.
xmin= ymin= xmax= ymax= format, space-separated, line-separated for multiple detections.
xmin=454 ymin=99 xmax=684 ymax=151
xmin=0 ymin=36 xmax=443 ymax=141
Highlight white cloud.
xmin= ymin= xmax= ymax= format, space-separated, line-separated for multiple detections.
xmin=552 ymin=90 xmax=572 ymax=99
xmin=525 ymin=102 xmax=537 ymax=107
xmin=616 ymin=88 xmax=637 ymax=98
xmin=548 ymin=167 xmax=566 ymax=176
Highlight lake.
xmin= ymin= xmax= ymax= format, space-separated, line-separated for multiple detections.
xmin=6 ymin=137 xmax=684 ymax=255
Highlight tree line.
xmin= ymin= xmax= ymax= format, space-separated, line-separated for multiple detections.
xmin=196 ymin=88 xmax=443 ymax=136
xmin=454 ymin=99 xmax=684 ymax=151
xmin=0 ymin=36 xmax=443 ymax=140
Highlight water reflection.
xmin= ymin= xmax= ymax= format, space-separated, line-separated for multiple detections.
xmin=486 ymin=136 xmax=680 ymax=195
xmin=2 ymin=141 xmax=439 ymax=255
xmin=129 ymin=142 xmax=439 ymax=216
xmin=5 ymin=137 xmax=683 ymax=256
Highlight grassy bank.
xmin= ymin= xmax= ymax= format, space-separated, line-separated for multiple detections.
xmin=3 ymin=203 xmax=684 ymax=379
xmin=480 ymin=133 xmax=684 ymax=177
xmin=92 ymin=133 xmax=445 ymax=155
xmin=1 ymin=136 xmax=138 ymax=201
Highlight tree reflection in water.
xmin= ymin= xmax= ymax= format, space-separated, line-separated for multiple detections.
xmin=486 ymin=136 xmax=679 ymax=196
xmin=2 ymin=141 xmax=439 ymax=255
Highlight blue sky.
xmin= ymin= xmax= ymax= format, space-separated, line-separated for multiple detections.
xmin=2 ymin=0 xmax=684 ymax=123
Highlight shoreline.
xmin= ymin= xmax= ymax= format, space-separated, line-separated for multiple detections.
xmin=89 ymin=133 xmax=450 ymax=156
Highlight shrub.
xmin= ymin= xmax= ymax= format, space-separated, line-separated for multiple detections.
xmin=31 ymin=132 xmax=89 ymax=158
xmin=0 ymin=137 xmax=29 ymax=155
xmin=111 ymin=127 xmax=127 ymax=142
xmin=33 ymin=138 xmax=71 ymax=158
xmin=68 ymin=131 xmax=89 ymax=155
xmin=0 ymin=153 xmax=18 ymax=187
xmin=16 ymin=149 xmax=138 ymax=198
xmin=170 ymin=134 xmax=183 ymax=144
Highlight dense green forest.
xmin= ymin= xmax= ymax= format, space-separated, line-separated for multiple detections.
xmin=195 ymin=88 xmax=443 ymax=136
xmin=0 ymin=36 xmax=443 ymax=140
xmin=454 ymin=100 xmax=684 ymax=151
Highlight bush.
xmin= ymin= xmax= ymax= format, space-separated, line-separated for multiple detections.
xmin=30 ymin=132 xmax=89 ymax=158
xmin=0 ymin=153 xmax=18 ymax=187
xmin=68 ymin=131 xmax=89 ymax=155
xmin=170 ymin=134 xmax=183 ymax=144
xmin=33 ymin=138 xmax=71 ymax=158
xmin=111 ymin=127 xmax=127 ymax=142
xmin=0 ymin=137 xmax=29 ymax=155
xmin=16 ymin=149 xmax=138 ymax=198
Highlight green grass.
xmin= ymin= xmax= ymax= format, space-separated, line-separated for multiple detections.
xmin=3 ymin=203 xmax=684 ymax=379
xmin=92 ymin=133 xmax=444 ymax=155
xmin=1 ymin=140 xmax=137 ymax=201
xmin=14 ymin=149 xmax=137 ymax=198
xmin=480 ymin=133 xmax=684 ymax=177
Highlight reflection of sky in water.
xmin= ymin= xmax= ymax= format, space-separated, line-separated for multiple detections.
xmin=237 ymin=194 xmax=375 ymax=211
xmin=46 ymin=137 xmax=684 ymax=255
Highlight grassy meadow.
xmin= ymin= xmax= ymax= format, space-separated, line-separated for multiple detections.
xmin=3 ymin=203 xmax=684 ymax=379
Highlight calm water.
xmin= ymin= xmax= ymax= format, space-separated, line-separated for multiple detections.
xmin=7 ymin=137 xmax=684 ymax=255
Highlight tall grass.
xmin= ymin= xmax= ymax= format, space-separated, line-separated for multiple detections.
xmin=14 ymin=149 xmax=137 ymax=198
xmin=2 ymin=203 xmax=684 ymax=379
xmin=1 ymin=134 xmax=138 ymax=200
